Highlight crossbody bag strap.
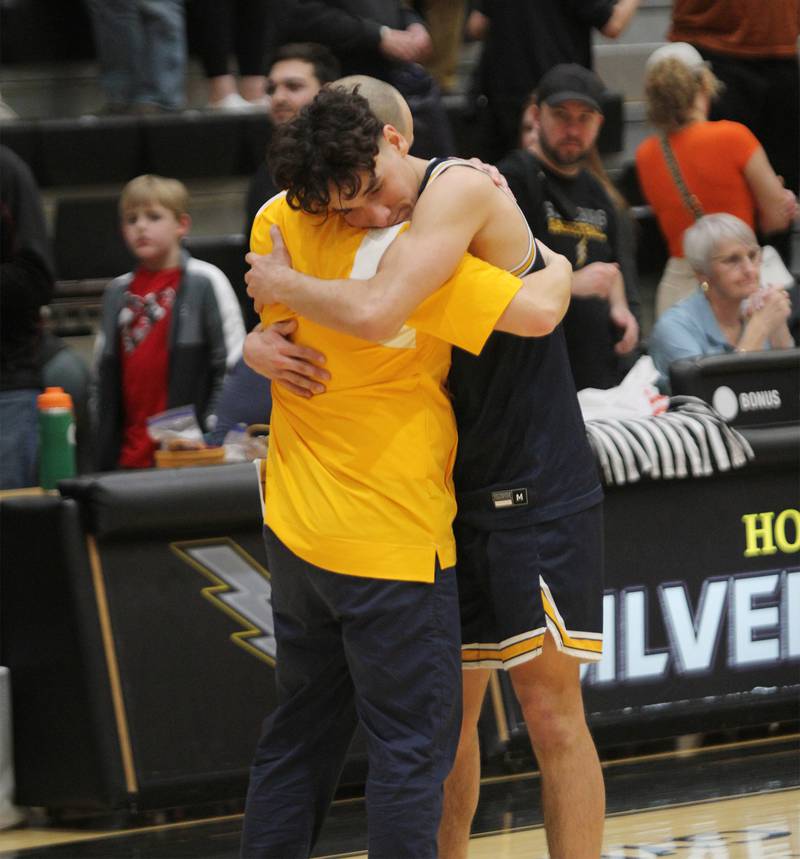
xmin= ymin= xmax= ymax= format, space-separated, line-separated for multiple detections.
xmin=659 ymin=134 xmax=705 ymax=221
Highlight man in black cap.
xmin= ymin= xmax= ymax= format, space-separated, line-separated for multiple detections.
xmin=499 ymin=63 xmax=641 ymax=392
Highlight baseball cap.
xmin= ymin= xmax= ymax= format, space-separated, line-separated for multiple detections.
xmin=536 ymin=64 xmax=606 ymax=113
xmin=645 ymin=42 xmax=706 ymax=73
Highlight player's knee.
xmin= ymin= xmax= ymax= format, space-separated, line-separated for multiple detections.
xmin=516 ymin=685 xmax=587 ymax=754
xmin=526 ymin=704 xmax=587 ymax=754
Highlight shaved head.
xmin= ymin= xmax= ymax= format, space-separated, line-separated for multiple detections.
xmin=334 ymin=75 xmax=413 ymax=140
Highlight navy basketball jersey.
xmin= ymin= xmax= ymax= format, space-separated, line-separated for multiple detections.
xmin=419 ymin=158 xmax=603 ymax=529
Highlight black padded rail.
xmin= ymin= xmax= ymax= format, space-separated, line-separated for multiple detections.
xmin=672 ymin=346 xmax=800 ymax=377
xmin=741 ymin=424 xmax=800 ymax=465
xmin=670 ymin=347 xmax=800 ymax=429
xmin=1 ymin=486 xmax=274 ymax=811
xmin=58 ymin=461 xmax=262 ymax=540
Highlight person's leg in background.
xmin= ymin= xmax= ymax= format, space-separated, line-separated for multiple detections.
xmin=85 ymin=0 xmax=140 ymax=112
xmin=755 ymin=57 xmax=799 ymax=269
xmin=655 ymin=256 xmax=697 ymax=319
xmin=704 ymin=49 xmax=799 ymax=269
xmin=399 ymin=69 xmax=456 ymax=158
xmin=0 ymin=390 xmax=39 ymax=489
xmin=138 ymin=0 xmax=186 ymax=111
xmin=193 ymin=0 xmax=239 ymax=107
xmin=193 ymin=0 xmax=268 ymax=108
xmin=232 ymin=0 xmax=269 ymax=105
xmin=421 ymin=0 xmax=467 ymax=94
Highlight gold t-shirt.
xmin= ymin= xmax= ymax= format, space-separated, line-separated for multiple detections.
xmin=252 ymin=192 xmax=522 ymax=583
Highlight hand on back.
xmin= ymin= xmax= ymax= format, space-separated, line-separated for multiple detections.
xmin=243 ymin=319 xmax=330 ymax=398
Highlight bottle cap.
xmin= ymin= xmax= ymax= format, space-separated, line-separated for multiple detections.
xmin=37 ymin=386 xmax=73 ymax=410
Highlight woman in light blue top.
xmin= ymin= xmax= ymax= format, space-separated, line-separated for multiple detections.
xmin=648 ymin=213 xmax=794 ymax=391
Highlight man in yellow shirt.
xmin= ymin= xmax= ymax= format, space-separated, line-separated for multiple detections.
xmin=240 ymin=80 xmax=572 ymax=859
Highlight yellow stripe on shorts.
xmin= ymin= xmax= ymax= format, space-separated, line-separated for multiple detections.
xmin=462 ymin=632 xmax=546 ymax=665
xmin=542 ymin=590 xmax=603 ymax=654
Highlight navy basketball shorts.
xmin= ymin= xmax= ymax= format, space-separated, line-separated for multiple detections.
xmin=454 ymin=502 xmax=604 ymax=670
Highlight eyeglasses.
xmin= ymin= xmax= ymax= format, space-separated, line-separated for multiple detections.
xmin=712 ymin=247 xmax=762 ymax=269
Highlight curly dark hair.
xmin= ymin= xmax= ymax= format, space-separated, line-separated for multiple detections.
xmin=268 ymin=86 xmax=383 ymax=215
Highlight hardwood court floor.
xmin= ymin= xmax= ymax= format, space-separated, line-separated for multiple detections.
xmin=353 ymin=790 xmax=800 ymax=859
xmin=1 ymin=733 xmax=797 ymax=858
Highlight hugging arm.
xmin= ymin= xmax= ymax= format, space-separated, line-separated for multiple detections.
xmin=247 ymin=172 xmax=572 ymax=341
xmin=493 ymin=240 xmax=572 ymax=336
xmin=248 ymin=169 xmax=493 ymax=341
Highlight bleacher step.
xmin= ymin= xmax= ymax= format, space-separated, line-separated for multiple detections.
xmin=0 ymin=60 xmax=215 ymax=121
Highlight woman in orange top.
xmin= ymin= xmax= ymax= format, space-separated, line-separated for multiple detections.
xmin=635 ymin=42 xmax=796 ymax=318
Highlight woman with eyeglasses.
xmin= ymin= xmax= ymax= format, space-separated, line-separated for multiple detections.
xmin=648 ymin=213 xmax=794 ymax=392
xmin=635 ymin=42 xmax=797 ymax=318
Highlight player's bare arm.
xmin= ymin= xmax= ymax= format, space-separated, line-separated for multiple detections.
xmin=495 ymin=241 xmax=572 ymax=336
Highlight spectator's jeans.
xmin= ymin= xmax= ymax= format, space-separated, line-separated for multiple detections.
xmin=86 ymin=0 xmax=186 ymax=109
xmin=0 ymin=390 xmax=39 ymax=489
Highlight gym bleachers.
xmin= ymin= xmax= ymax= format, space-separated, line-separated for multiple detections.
xmin=2 ymin=112 xmax=273 ymax=188
xmin=15 ymin=0 xmax=792 ymax=349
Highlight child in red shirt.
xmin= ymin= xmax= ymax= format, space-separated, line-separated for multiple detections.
xmin=93 ymin=175 xmax=244 ymax=469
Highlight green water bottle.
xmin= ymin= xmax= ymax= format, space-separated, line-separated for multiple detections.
xmin=37 ymin=387 xmax=76 ymax=489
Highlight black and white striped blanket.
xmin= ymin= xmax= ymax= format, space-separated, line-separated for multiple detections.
xmin=584 ymin=396 xmax=755 ymax=485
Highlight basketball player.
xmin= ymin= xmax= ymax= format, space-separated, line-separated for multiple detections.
xmin=239 ymin=82 xmax=574 ymax=857
xmin=245 ymin=77 xmax=609 ymax=858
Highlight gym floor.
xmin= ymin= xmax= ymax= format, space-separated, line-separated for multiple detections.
xmin=2 ymin=729 xmax=797 ymax=858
